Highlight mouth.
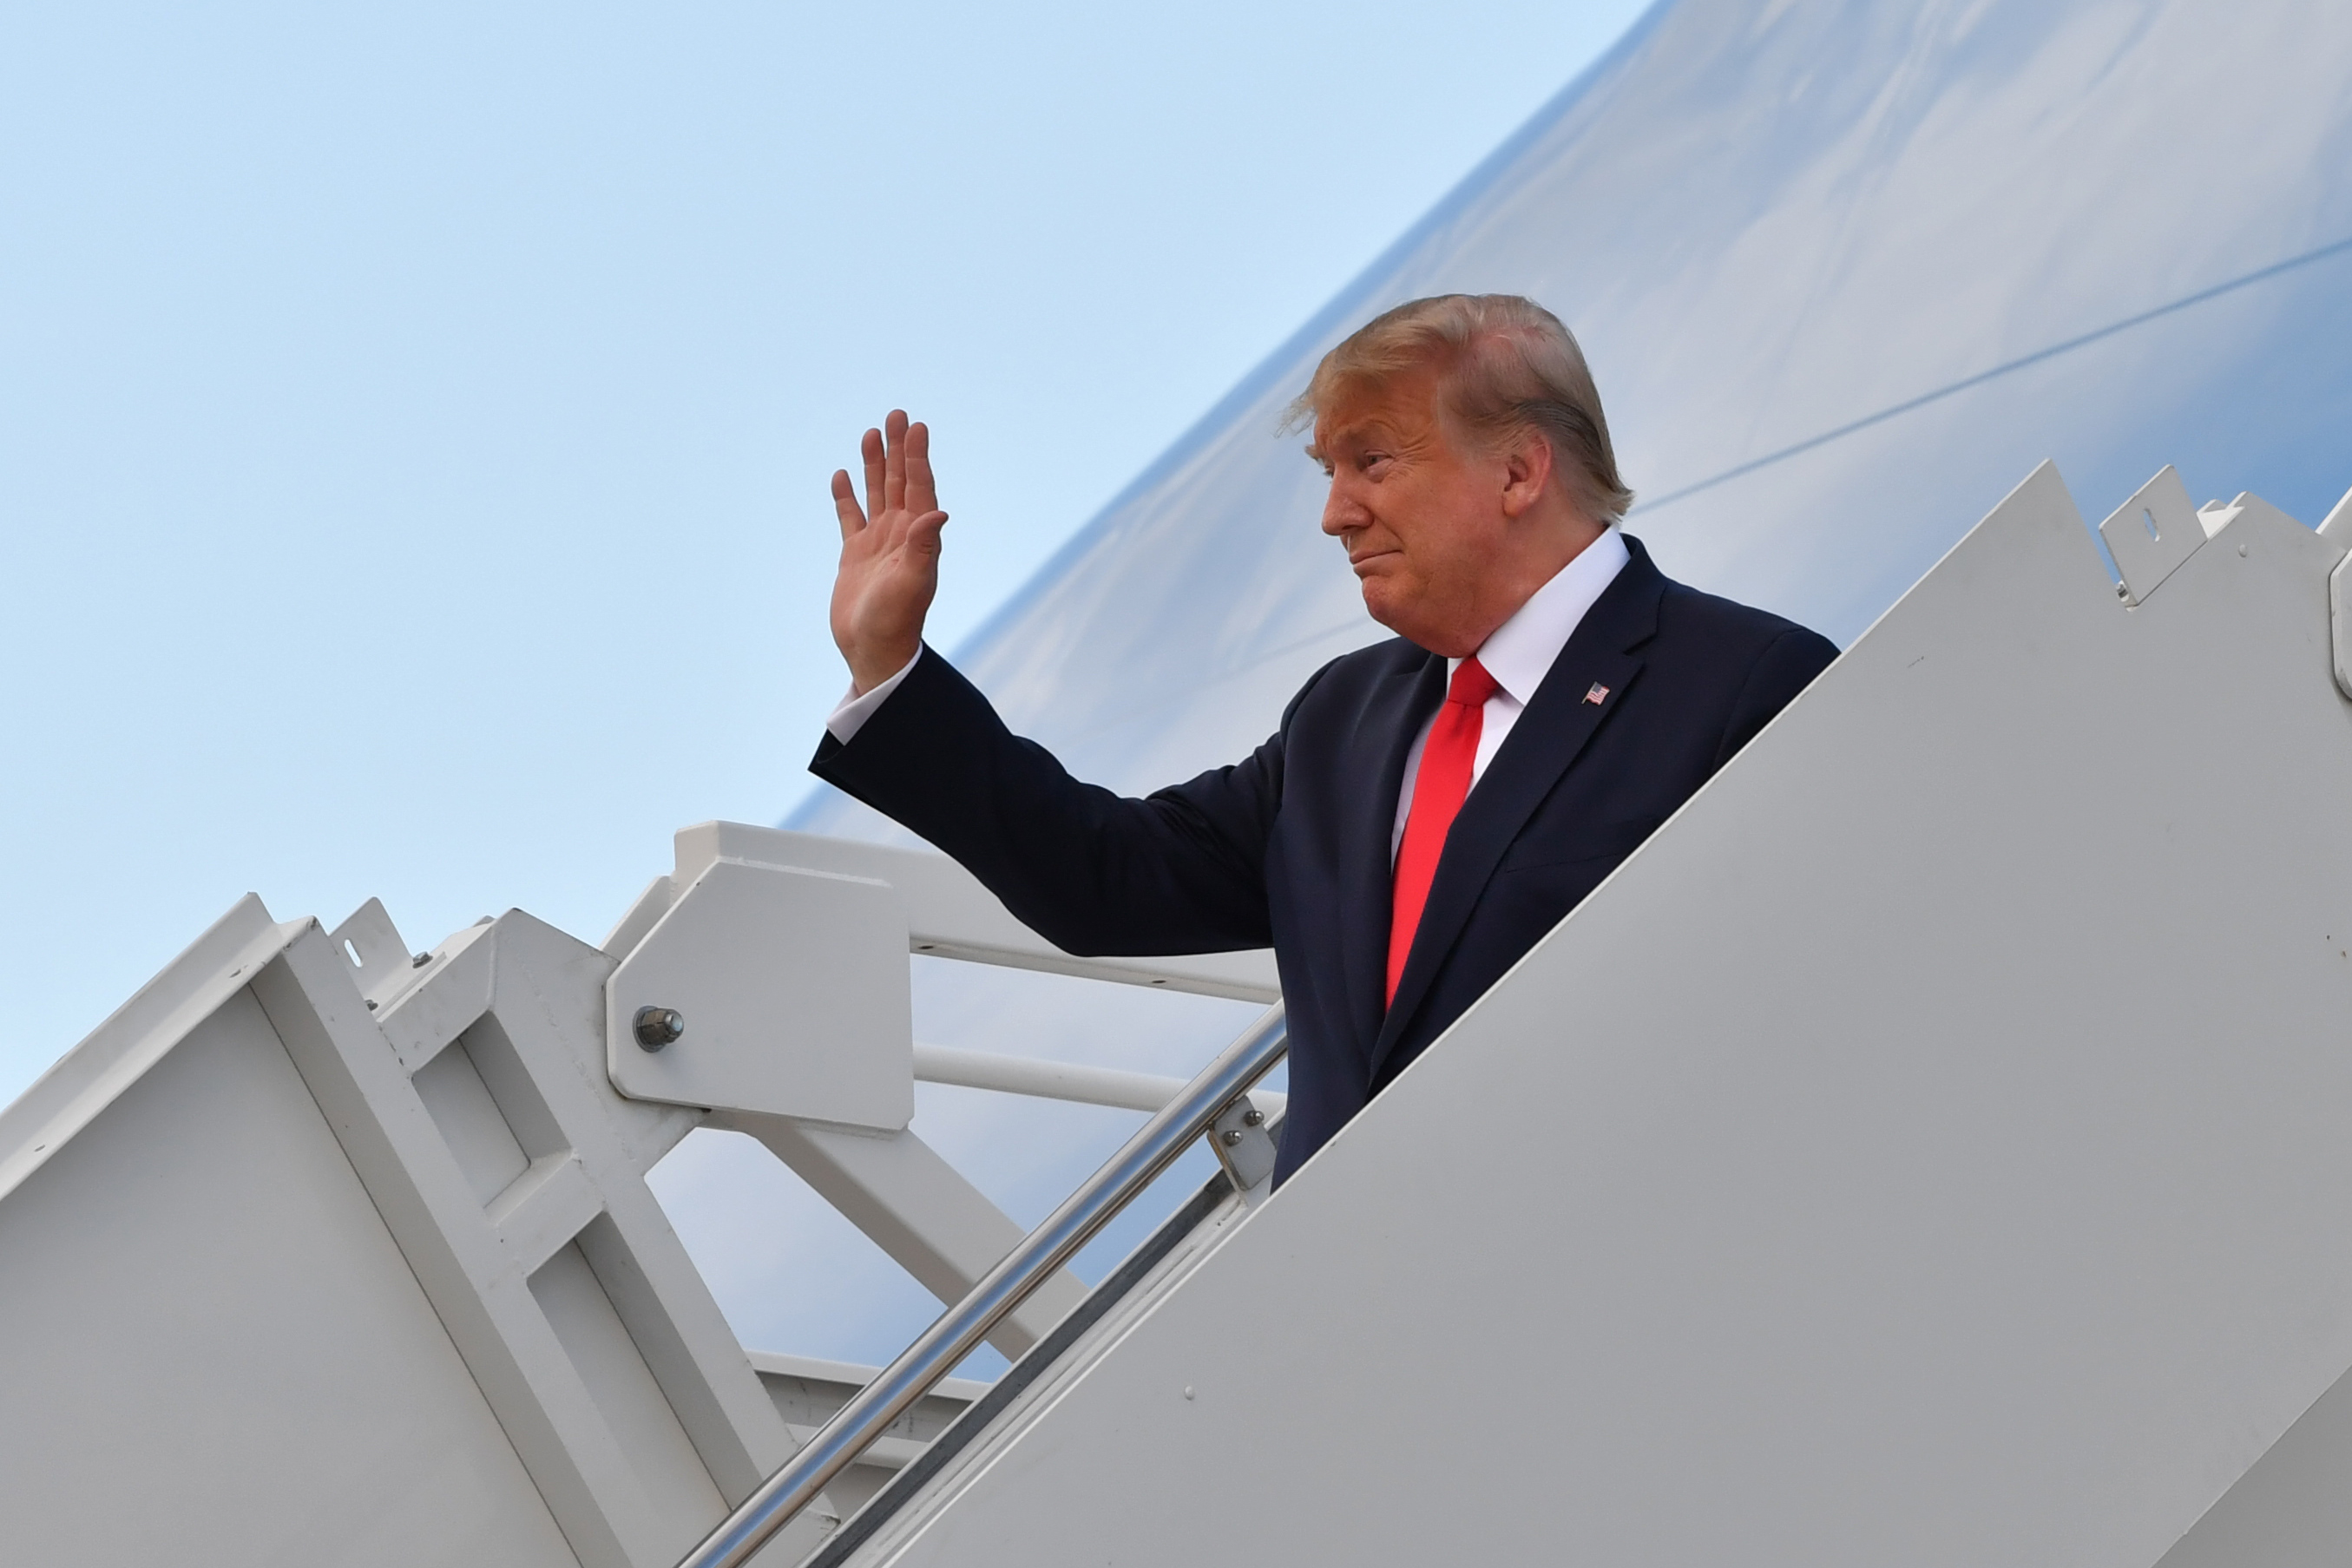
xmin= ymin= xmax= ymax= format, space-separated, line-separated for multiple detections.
xmin=1348 ymin=547 xmax=1401 ymax=575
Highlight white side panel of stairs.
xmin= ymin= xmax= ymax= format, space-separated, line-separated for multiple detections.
xmin=0 ymin=799 xmax=1239 ymax=1564
xmin=0 ymin=943 xmax=576 ymax=1564
xmin=0 ymin=898 xmax=841 ymax=1567
xmin=859 ymin=464 xmax=2352 ymax=1568
xmin=2153 ymin=1355 xmax=2352 ymax=1567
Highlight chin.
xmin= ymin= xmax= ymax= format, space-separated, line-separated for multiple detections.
xmin=1358 ymin=591 xmax=1433 ymax=648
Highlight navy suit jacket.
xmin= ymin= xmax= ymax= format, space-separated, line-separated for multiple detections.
xmin=811 ymin=535 xmax=1837 ymax=1184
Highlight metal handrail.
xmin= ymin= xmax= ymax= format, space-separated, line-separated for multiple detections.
xmin=913 ymin=1040 xmax=1290 ymax=1119
xmin=912 ymin=1040 xmax=1190 ymax=1112
xmin=675 ymin=1002 xmax=1290 ymax=1568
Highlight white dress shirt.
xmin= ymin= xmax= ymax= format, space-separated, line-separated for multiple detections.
xmin=1388 ymin=527 xmax=1628 ymax=859
xmin=827 ymin=648 xmax=923 ymax=744
xmin=825 ymin=527 xmax=1633 ymax=865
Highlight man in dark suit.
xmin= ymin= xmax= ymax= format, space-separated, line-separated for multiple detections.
xmin=811 ymin=295 xmax=1836 ymax=1184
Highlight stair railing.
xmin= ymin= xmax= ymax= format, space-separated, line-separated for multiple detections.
xmin=673 ymin=1001 xmax=1291 ymax=1568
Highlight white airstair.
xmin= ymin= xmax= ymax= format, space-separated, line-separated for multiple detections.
xmin=9 ymin=460 xmax=2352 ymax=1566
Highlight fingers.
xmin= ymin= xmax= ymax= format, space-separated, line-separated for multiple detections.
xmin=907 ymin=508 xmax=949 ymax=556
xmin=831 ymin=469 xmax=865 ymax=541
xmin=883 ymin=409 xmax=910 ymax=516
xmin=904 ymin=420 xmax=939 ymax=515
xmin=861 ymin=427 xmax=886 ymax=522
xmin=853 ymin=411 xmax=935 ymax=536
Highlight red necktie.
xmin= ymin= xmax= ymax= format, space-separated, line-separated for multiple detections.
xmin=1388 ymin=656 xmax=1500 ymax=1006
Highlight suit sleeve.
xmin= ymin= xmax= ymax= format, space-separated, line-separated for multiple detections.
xmin=809 ymin=646 xmax=1309 ymax=957
xmin=1712 ymin=625 xmax=1840 ymax=770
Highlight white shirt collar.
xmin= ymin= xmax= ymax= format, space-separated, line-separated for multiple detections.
xmin=1451 ymin=527 xmax=1631 ymax=703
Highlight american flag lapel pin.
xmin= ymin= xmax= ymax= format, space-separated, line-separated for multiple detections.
xmin=1584 ymin=682 xmax=1610 ymax=705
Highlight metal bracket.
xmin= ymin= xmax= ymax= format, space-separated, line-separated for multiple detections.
xmin=2099 ymin=465 xmax=2204 ymax=607
xmin=2329 ymin=548 xmax=2352 ymax=704
xmin=1208 ymin=1094 xmax=1278 ymax=1193
xmin=327 ymin=897 xmax=415 ymax=1012
xmin=607 ymin=856 xmax=914 ymax=1129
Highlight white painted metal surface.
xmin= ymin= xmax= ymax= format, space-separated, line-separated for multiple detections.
xmin=610 ymin=822 xmax=1278 ymax=1004
xmin=0 ymin=809 xmax=1271 ymax=1563
xmin=911 ymin=1041 xmax=1288 ymax=1122
xmin=610 ymin=857 xmax=914 ymax=1130
xmin=2100 ymin=464 xmax=2204 ymax=605
xmin=0 ymin=903 xmax=580 ymax=1568
xmin=2322 ymin=483 xmax=2352 ymax=542
xmin=913 ymin=1043 xmax=1186 ymax=1112
xmin=599 ymin=823 xmax=1274 ymax=1361
xmin=2327 ymin=528 xmax=2352 ymax=705
xmin=681 ymin=1007 xmax=1287 ymax=1567
xmin=842 ymin=463 xmax=2352 ymax=1567
xmin=711 ymin=1110 xmax=1087 ymax=1361
xmin=0 ymin=899 xmax=831 ymax=1568
xmin=276 ymin=909 xmax=803 ymax=1568
xmin=814 ymin=1168 xmax=1269 ymax=1568
xmin=749 ymin=1354 xmax=991 ymax=1524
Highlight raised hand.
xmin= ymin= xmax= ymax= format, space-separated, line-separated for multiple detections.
xmin=830 ymin=410 xmax=949 ymax=692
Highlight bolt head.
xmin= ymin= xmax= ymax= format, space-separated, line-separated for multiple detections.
xmin=1241 ymin=1108 xmax=1264 ymax=1126
xmin=1220 ymin=1128 xmax=1244 ymax=1146
xmin=634 ymin=1006 xmax=686 ymax=1050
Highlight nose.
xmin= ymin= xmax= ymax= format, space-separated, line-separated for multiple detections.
xmin=1321 ymin=476 xmax=1367 ymax=537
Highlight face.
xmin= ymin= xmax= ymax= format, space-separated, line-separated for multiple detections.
xmin=1309 ymin=370 xmax=1529 ymax=656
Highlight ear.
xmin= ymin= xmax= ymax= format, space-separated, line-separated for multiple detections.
xmin=1497 ymin=430 xmax=1555 ymax=519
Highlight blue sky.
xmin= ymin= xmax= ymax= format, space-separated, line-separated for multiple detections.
xmin=0 ymin=0 xmax=1651 ymax=1105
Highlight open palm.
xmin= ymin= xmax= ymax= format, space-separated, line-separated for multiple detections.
xmin=830 ymin=410 xmax=949 ymax=692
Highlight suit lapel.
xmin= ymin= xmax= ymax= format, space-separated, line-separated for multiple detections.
xmin=1370 ymin=541 xmax=1667 ymax=1077
xmin=1337 ymin=653 xmax=1446 ymax=1059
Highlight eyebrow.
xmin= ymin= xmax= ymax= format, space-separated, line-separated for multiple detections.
xmin=1304 ymin=416 xmax=1378 ymax=466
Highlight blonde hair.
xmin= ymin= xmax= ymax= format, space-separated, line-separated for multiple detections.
xmin=1285 ymin=293 xmax=1633 ymax=521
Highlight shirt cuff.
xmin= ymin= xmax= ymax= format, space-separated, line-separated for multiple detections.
xmin=825 ymin=648 xmax=923 ymax=744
